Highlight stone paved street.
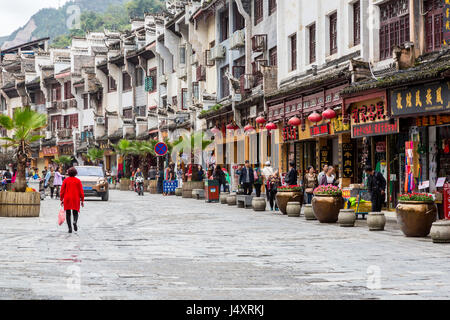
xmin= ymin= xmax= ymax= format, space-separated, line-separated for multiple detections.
xmin=0 ymin=190 xmax=449 ymax=300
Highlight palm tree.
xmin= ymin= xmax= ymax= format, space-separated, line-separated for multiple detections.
xmin=129 ymin=140 xmax=154 ymax=177
xmin=86 ymin=148 xmax=105 ymax=166
xmin=0 ymin=107 xmax=47 ymax=192
xmin=112 ymin=139 xmax=133 ymax=178
xmin=172 ymin=132 xmax=212 ymax=182
xmin=53 ymin=155 xmax=73 ymax=171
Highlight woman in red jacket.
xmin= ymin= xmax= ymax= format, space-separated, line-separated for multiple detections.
xmin=60 ymin=167 xmax=84 ymax=233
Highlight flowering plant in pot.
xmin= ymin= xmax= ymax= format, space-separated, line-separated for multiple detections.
xmin=396 ymin=192 xmax=436 ymax=237
xmin=312 ymin=185 xmax=344 ymax=223
xmin=275 ymin=185 xmax=303 ymax=215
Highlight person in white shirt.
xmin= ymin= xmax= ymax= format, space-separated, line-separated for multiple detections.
xmin=262 ymin=161 xmax=274 ymax=201
xmin=317 ymin=164 xmax=328 ymax=184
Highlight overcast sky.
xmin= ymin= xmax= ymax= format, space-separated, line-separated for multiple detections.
xmin=0 ymin=0 xmax=70 ymax=37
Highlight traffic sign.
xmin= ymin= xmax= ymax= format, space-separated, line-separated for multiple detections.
xmin=154 ymin=142 xmax=168 ymax=157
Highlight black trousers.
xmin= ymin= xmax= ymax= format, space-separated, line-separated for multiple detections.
xmin=269 ymin=189 xmax=278 ymax=210
xmin=371 ymin=191 xmax=383 ymax=212
xmin=254 ymin=184 xmax=262 ymax=197
xmin=49 ymin=187 xmax=55 ymax=198
xmin=242 ymin=183 xmax=253 ymax=195
xmin=66 ymin=210 xmax=79 ymax=230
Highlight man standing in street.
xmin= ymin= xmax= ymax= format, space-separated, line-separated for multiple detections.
xmin=239 ymin=160 xmax=254 ymax=195
xmin=285 ymin=161 xmax=298 ymax=186
xmin=317 ymin=164 xmax=328 ymax=185
xmin=365 ymin=165 xmax=386 ymax=212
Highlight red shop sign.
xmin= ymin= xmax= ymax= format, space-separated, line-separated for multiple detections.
xmin=444 ymin=183 xmax=450 ymax=220
xmin=310 ymin=123 xmax=329 ymax=137
xmin=283 ymin=126 xmax=298 ymax=141
xmin=42 ymin=146 xmax=59 ymax=156
xmin=352 ymin=120 xmax=399 ymax=139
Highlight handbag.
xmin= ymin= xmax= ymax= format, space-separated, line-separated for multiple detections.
xmin=58 ymin=207 xmax=66 ymax=226
xmin=305 ymin=188 xmax=314 ymax=194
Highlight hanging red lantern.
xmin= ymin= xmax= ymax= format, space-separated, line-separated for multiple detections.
xmin=226 ymin=123 xmax=239 ymax=130
xmin=288 ymin=116 xmax=301 ymax=126
xmin=322 ymin=108 xmax=337 ymax=120
xmin=308 ymin=111 xmax=322 ymax=123
xmin=255 ymin=116 xmax=267 ymax=124
xmin=244 ymin=124 xmax=255 ymax=132
xmin=266 ymin=122 xmax=277 ymax=130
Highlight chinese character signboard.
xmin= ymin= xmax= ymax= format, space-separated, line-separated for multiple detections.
xmin=445 ymin=1 xmax=450 ymax=46
xmin=320 ymin=146 xmax=330 ymax=170
xmin=42 ymin=146 xmax=59 ymax=157
xmin=391 ymin=82 xmax=449 ymax=116
xmin=282 ymin=125 xmax=298 ymax=141
xmin=342 ymin=143 xmax=353 ymax=178
xmin=416 ymin=114 xmax=450 ymax=127
xmin=350 ymin=98 xmax=398 ymax=138
xmin=331 ymin=115 xmax=350 ymax=133
xmin=310 ymin=123 xmax=330 ymax=137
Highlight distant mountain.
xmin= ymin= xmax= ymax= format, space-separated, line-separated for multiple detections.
xmin=0 ymin=0 xmax=163 ymax=50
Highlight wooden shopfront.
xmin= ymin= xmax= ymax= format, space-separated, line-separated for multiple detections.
xmin=344 ymin=89 xmax=402 ymax=209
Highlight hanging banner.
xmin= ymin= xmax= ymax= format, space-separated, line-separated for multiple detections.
xmin=391 ymin=82 xmax=450 ymax=116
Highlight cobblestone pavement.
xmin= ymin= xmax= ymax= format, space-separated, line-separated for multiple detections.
xmin=0 ymin=190 xmax=449 ymax=300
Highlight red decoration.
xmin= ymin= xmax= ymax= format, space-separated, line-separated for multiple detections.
xmin=288 ymin=116 xmax=301 ymax=126
xmin=256 ymin=116 xmax=267 ymax=124
xmin=226 ymin=123 xmax=239 ymax=130
xmin=266 ymin=122 xmax=277 ymax=130
xmin=308 ymin=111 xmax=322 ymax=123
xmin=322 ymin=108 xmax=337 ymax=120
xmin=244 ymin=124 xmax=255 ymax=132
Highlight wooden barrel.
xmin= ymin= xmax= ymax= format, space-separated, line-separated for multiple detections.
xmin=0 ymin=192 xmax=40 ymax=217
xmin=148 ymin=180 xmax=158 ymax=194
xmin=120 ymin=179 xmax=130 ymax=191
xmin=182 ymin=181 xmax=205 ymax=198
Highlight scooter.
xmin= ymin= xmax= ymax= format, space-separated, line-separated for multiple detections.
xmin=135 ymin=176 xmax=145 ymax=196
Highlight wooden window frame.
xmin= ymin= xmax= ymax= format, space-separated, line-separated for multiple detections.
xmin=220 ymin=8 xmax=230 ymax=42
xmin=181 ymin=88 xmax=188 ymax=110
xmin=290 ymin=33 xmax=297 ymax=71
xmin=329 ymin=12 xmax=338 ymax=55
xmin=269 ymin=46 xmax=277 ymax=67
xmin=148 ymin=68 xmax=157 ymax=93
xmin=122 ymin=72 xmax=132 ymax=92
xmin=424 ymin=0 xmax=444 ymax=53
xmin=233 ymin=2 xmax=245 ymax=31
xmin=254 ymin=0 xmax=264 ymax=25
xmin=379 ymin=0 xmax=410 ymax=60
xmin=108 ymin=76 xmax=117 ymax=93
xmin=269 ymin=0 xmax=277 ymax=15
xmin=309 ymin=23 xmax=316 ymax=64
xmin=353 ymin=1 xmax=361 ymax=45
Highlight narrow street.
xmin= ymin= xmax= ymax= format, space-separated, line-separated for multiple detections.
xmin=0 ymin=190 xmax=449 ymax=300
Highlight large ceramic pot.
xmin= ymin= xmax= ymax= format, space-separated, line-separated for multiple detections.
xmin=227 ymin=194 xmax=237 ymax=206
xmin=312 ymin=194 xmax=344 ymax=223
xmin=396 ymin=201 xmax=437 ymax=237
xmin=430 ymin=220 xmax=450 ymax=243
xmin=175 ymin=187 xmax=182 ymax=197
xmin=220 ymin=192 xmax=230 ymax=204
xmin=276 ymin=191 xmax=303 ymax=215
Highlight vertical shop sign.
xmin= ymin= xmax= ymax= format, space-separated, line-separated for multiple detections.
xmin=445 ymin=1 xmax=450 ymax=46
xmin=320 ymin=146 xmax=330 ymax=170
xmin=342 ymin=143 xmax=353 ymax=178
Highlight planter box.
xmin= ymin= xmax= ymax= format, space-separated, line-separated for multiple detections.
xmin=396 ymin=201 xmax=437 ymax=237
xmin=0 ymin=192 xmax=40 ymax=217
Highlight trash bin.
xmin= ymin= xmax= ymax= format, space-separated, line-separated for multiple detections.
xmin=205 ymin=179 xmax=219 ymax=203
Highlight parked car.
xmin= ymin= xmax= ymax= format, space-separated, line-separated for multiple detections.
xmin=75 ymin=166 xmax=109 ymax=201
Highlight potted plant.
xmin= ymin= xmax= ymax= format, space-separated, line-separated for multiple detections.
xmin=396 ymin=193 xmax=437 ymax=237
xmin=112 ymin=139 xmax=132 ymax=191
xmin=0 ymin=107 xmax=46 ymax=217
xmin=275 ymin=185 xmax=303 ymax=215
xmin=312 ymin=185 xmax=344 ymax=223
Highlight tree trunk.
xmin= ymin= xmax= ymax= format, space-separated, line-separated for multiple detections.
xmin=190 ymin=152 xmax=199 ymax=181
xmin=15 ymin=154 xmax=28 ymax=193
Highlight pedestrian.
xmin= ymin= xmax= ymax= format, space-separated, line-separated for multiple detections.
xmin=222 ymin=167 xmax=231 ymax=192
xmin=267 ymin=171 xmax=281 ymax=211
xmin=45 ymin=167 xmax=56 ymax=199
xmin=285 ymin=161 xmax=298 ymax=186
xmin=148 ymin=166 xmax=157 ymax=180
xmin=54 ymin=167 xmax=64 ymax=199
xmin=60 ymin=167 xmax=84 ymax=234
xmin=320 ymin=166 xmax=336 ymax=186
xmin=262 ymin=161 xmax=274 ymax=201
xmin=213 ymin=165 xmax=226 ymax=193
xmin=253 ymin=163 xmax=263 ymax=197
xmin=239 ymin=160 xmax=254 ymax=195
xmin=3 ymin=169 xmax=12 ymax=191
xmin=365 ymin=165 xmax=386 ymax=213
xmin=197 ymin=165 xmax=205 ymax=181
xmin=317 ymin=164 xmax=328 ymax=185
xmin=304 ymin=166 xmax=318 ymax=204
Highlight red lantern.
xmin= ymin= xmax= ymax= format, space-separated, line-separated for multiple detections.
xmin=255 ymin=116 xmax=267 ymax=124
xmin=226 ymin=123 xmax=239 ymax=130
xmin=288 ymin=116 xmax=301 ymax=126
xmin=308 ymin=111 xmax=322 ymax=123
xmin=266 ymin=122 xmax=277 ymax=130
xmin=322 ymin=108 xmax=337 ymax=120
xmin=244 ymin=124 xmax=255 ymax=132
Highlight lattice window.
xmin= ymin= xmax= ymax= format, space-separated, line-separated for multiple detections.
xmin=309 ymin=24 xmax=316 ymax=64
xmin=290 ymin=34 xmax=297 ymax=70
xmin=269 ymin=0 xmax=277 ymax=15
xmin=379 ymin=0 xmax=410 ymax=60
xmin=269 ymin=47 xmax=277 ymax=67
xmin=353 ymin=1 xmax=361 ymax=45
xmin=424 ymin=0 xmax=444 ymax=53
xmin=329 ymin=12 xmax=338 ymax=55
xmin=254 ymin=0 xmax=263 ymax=25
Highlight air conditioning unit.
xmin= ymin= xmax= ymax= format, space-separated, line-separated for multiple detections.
xmin=230 ymin=30 xmax=245 ymax=49
xmin=240 ymin=74 xmax=255 ymax=91
xmin=96 ymin=117 xmax=105 ymax=125
xmin=255 ymin=59 xmax=268 ymax=72
xmin=209 ymin=44 xmax=226 ymax=60
xmin=45 ymin=131 xmax=52 ymax=140
xmin=160 ymin=74 xmax=168 ymax=84
xmin=252 ymin=34 xmax=267 ymax=52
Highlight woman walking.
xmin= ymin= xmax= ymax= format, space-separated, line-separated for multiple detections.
xmin=60 ymin=167 xmax=84 ymax=233
xmin=54 ymin=167 xmax=64 ymax=199
xmin=45 ymin=167 xmax=56 ymax=199
xmin=267 ymin=171 xmax=281 ymax=211
xmin=213 ymin=165 xmax=226 ymax=193
xmin=253 ymin=163 xmax=263 ymax=197
xmin=304 ymin=166 xmax=318 ymax=204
